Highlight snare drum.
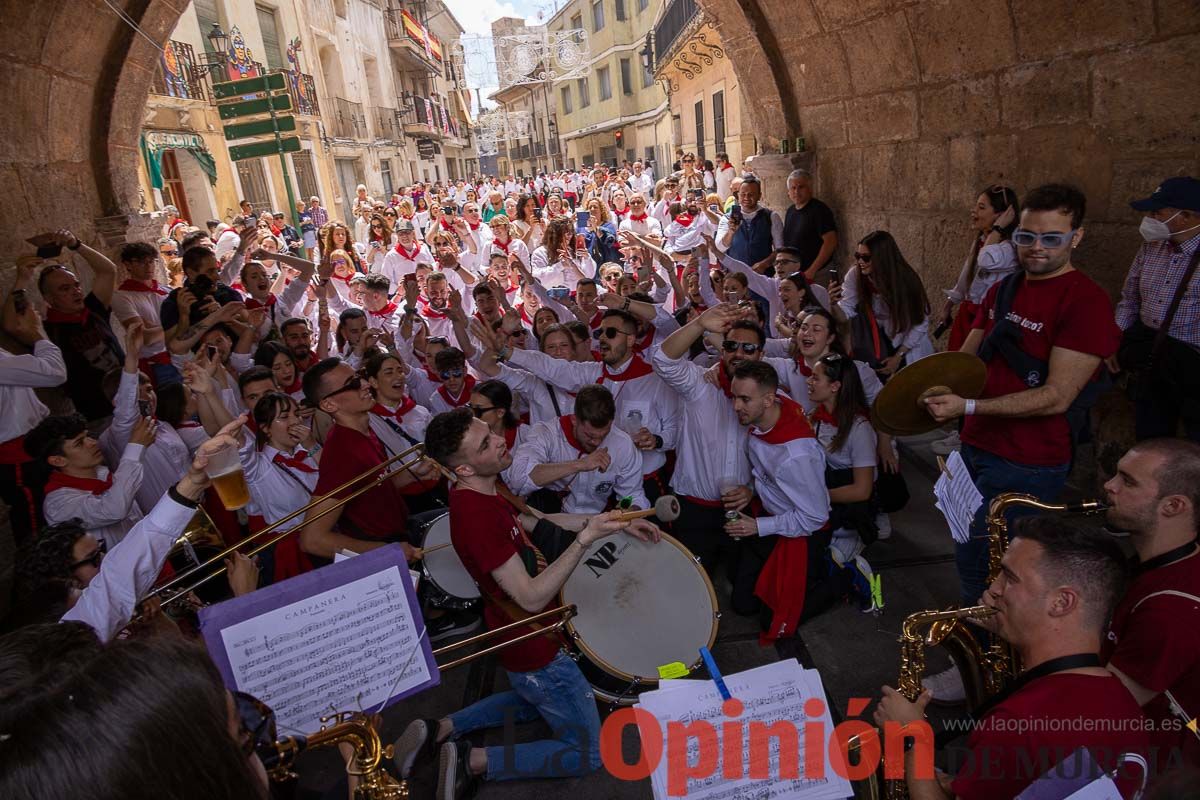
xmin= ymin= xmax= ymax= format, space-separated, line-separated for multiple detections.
xmin=561 ymin=532 xmax=719 ymax=704
xmin=416 ymin=514 xmax=480 ymax=609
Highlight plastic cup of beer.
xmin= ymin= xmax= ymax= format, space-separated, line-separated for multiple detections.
xmin=204 ymin=443 xmax=250 ymax=510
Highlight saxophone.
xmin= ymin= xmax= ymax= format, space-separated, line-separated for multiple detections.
xmin=851 ymin=492 xmax=1105 ymax=799
xmin=267 ymin=711 xmax=407 ymax=799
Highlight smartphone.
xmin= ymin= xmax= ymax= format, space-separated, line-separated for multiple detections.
xmin=138 ymin=400 xmax=152 ymax=418
xmin=547 ymin=286 xmax=570 ymax=301
xmin=442 ymin=205 xmax=456 ymax=216
xmin=828 ymin=266 xmax=840 ymax=283
xmin=12 ymin=288 xmax=28 ymax=314
xmin=36 ymin=243 xmax=63 ymax=259
xmin=574 ymin=233 xmax=586 ymax=251
xmin=575 ymin=211 xmax=590 ymax=232
xmin=729 ymin=205 xmax=744 ymax=225
xmin=687 ymin=188 xmax=705 ymax=200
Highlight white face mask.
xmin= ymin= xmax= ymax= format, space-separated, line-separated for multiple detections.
xmin=1140 ymin=210 xmax=1200 ymax=242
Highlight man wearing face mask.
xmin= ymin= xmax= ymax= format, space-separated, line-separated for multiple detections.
xmin=1115 ymin=176 xmax=1200 ymax=442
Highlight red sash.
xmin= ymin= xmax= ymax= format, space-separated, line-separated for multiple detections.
xmin=272 ymin=450 xmax=318 ymax=474
xmin=597 ymin=355 xmax=654 ymax=384
xmin=45 ymin=471 xmax=113 ymax=495
xmin=117 ymin=279 xmax=169 ymax=296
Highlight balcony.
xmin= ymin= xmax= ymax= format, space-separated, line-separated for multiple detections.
xmin=385 ymin=5 xmax=444 ymax=72
xmin=374 ymin=107 xmax=401 ymax=141
xmin=151 ymin=40 xmax=209 ymax=102
xmin=328 ymin=97 xmax=367 ymax=139
xmin=400 ymin=95 xmax=446 ymax=139
xmin=653 ymin=0 xmax=700 ymax=68
xmin=285 ymin=72 xmax=320 ymax=117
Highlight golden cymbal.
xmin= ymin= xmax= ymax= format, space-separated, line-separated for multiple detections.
xmin=870 ymin=352 xmax=988 ymax=436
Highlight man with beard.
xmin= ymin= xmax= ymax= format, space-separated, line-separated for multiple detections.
xmin=408 ymin=233 xmax=478 ymax=339
xmin=653 ymin=304 xmax=765 ymax=612
xmin=496 ymin=308 xmax=679 ymax=502
xmin=379 ymin=219 xmax=434 ymax=286
xmin=923 ymin=184 xmax=1123 ymax=702
xmin=279 ymin=317 xmax=319 ymax=374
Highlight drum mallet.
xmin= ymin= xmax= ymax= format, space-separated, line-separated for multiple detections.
xmin=611 ymin=495 xmax=681 ymax=523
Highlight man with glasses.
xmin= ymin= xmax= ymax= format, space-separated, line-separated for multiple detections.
xmin=458 ymin=203 xmax=493 ymax=255
xmin=654 ymin=304 xmax=768 ymax=611
xmin=379 ymin=220 xmax=434 ymax=288
xmin=298 ymin=358 xmax=437 ymax=561
xmin=113 ymin=241 xmax=178 ymax=387
xmin=783 ymin=169 xmax=839 ymax=281
xmin=428 ymin=347 xmax=475 ymax=414
xmin=922 ymin=183 xmax=1122 ymax=702
xmin=497 ymin=307 xmax=679 ymax=503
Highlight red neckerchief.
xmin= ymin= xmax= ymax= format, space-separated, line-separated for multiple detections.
xmin=282 ymin=376 xmax=303 ymax=394
xmin=518 ymin=304 xmax=535 ymax=325
xmin=629 ymin=212 xmax=648 ymax=222
xmin=45 ymin=307 xmax=89 ymax=324
xmin=296 ymin=350 xmax=318 ymax=374
xmin=244 ymin=294 xmax=276 ymax=310
xmin=332 ymin=272 xmax=355 ymax=286
xmin=493 ymin=237 xmax=511 ymax=253
xmin=809 ymin=404 xmax=837 ymax=428
xmin=402 ymin=213 xmax=414 ymax=220
xmin=45 ymin=470 xmax=112 ymax=496
xmin=273 ymin=450 xmax=318 ymax=474
xmin=559 ymin=414 xmax=585 ymax=454
xmin=436 ymin=375 xmax=476 ymax=407
xmin=371 ymin=397 xmax=417 ymax=419
xmin=597 ymin=354 xmax=654 ymax=383
xmin=796 ymin=360 xmax=813 ymax=377
xmin=587 ymin=309 xmax=604 ymax=330
xmin=614 ymin=207 xmax=630 ymax=219
xmin=717 ymin=365 xmax=734 ymax=398
xmin=417 ymin=294 xmax=449 ymax=320
xmin=439 ymin=217 xmax=454 ymax=231
xmin=394 ymin=241 xmax=421 ymax=260
xmin=117 ymin=279 xmax=168 ymax=296
xmin=633 ymin=325 xmax=656 ymax=353
xmin=674 ymin=213 xmax=694 ymax=227
xmin=752 ymin=394 xmax=816 ymax=444
xmin=230 ymin=281 xmax=245 ymax=293
xmin=467 ymin=220 xmax=481 ymax=231
xmin=504 ymin=425 xmax=519 ymax=450
xmin=369 ymin=302 xmax=397 ymax=320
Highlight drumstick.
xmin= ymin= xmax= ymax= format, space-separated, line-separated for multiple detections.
xmin=611 ymin=495 xmax=681 ymax=523
xmin=421 ymin=542 xmax=453 ymax=556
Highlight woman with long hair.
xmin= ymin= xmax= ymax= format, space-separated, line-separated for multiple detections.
xmin=320 ymin=222 xmax=365 ymax=274
xmin=834 ymin=230 xmax=933 ymax=378
xmin=582 ymin=196 xmax=621 ymax=266
xmin=513 ymin=194 xmax=545 ymax=248
xmin=609 ymin=187 xmax=631 ymax=224
xmin=939 ymin=185 xmax=1020 ymax=351
xmin=531 ymin=216 xmax=596 ymax=293
xmin=365 ymin=212 xmax=393 ymax=272
xmin=363 ymin=351 xmax=442 ymax=514
xmin=414 ymin=195 xmax=431 ymax=232
xmin=253 ymin=340 xmax=304 ymax=400
xmin=806 ymin=353 xmax=879 ymax=585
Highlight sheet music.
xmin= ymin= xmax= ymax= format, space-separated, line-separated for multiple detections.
xmin=932 ymin=450 xmax=983 ymax=544
xmin=636 ymin=659 xmax=853 ymax=800
xmin=213 ymin=562 xmax=433 ymax=736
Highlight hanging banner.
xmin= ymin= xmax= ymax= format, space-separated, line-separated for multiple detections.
xmin=141 ymin=131 xmax=219 ymax=189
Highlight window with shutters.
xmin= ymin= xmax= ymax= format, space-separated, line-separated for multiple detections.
xmin=694 ymin=99 xmax=705 ymax=160
xmin=713 ymin=90 xmax=726 ymax=156
xmin=570 ymin=13 xmax=584 ymax=41
xmin=592 ymin=0 xmax=605 ymax=32
xmin=615 ymin=0 xmax=626 ymax=21
xmin=641 ymin=58 xmax=654 ymax=88
xmin=620 ymin=58 xmax=632 ymax=95
xmin=578 ymin=77 xmax=591 ymax=108
xmin=237 ymin=159 xmax=271 ymax=209
xmin=256 ymin=5 xmax=284 ymax=71
xmin=291 ymin=151 xmax=320 ymax=203
xmin=560 ymin=86 xmax=573 ymax=114
xmin=194 ymin=0 xmax=222 ymax=55
xmin=597 ymin=66 xmax=612 ymax=101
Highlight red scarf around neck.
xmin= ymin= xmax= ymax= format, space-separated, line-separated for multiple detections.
xmin=559 ymin=414 xmax=587 ymax=454
xmin=45 ymin=307 xmax=89 ymax=325
xmin=272 ymin=450 xmax=318 ymax=474
xmin=436 ymin=375 xmax=476 ymax=407
xmin=394 ymin=241 xmax=421 ymax=260
xmin=369 ymin=301 xmax=398 ymax=319
xmin=674 ymin=213 xmax=694 ymax=227
xmin=417 ymin=295 xmax=449 ymax=320
xmin=244 ymin=294 xmax=277 ymax=310
xmin=372 ymin=396 xmax=417 ymax=420
xmin=809 ymin=404 xmax=837 ymax=428
xmin=118 ymin=279 xmax=168 ymax=296
xmin=45 ymin=470 xmax=112 ymax=496
xmin=629 ymin=212 xmax=648 ymax=222
xmin=717 ymin=365 xmax=735 ymax=398
xmin=751 ymin=394 xmax=816 ymax=444
xmin=597 ymin=354 xmax=654 ymax=383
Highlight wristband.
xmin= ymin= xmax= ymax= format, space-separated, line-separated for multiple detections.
xmin=168 ymin=484 xmax=200 ymax=509
xmin=964 ymin=399 xmax=977 ymax=416
xmin=67 ymin=239 xmax=81 ymax=251
xmin=403 ymin=305 xmax=417 ymax=315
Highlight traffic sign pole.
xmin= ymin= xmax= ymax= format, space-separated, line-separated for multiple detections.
xmin=267 ymin=79 xmax=301 ymax=234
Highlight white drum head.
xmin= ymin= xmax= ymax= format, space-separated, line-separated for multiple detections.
xmin=421 ymin=515 xmax=480 ymax=600
xmin=562 ymin=533 xmax=717 ymax=682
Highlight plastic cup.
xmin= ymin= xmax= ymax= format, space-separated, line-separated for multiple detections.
xmin=204 ymin=444 xmax=250 ymax=510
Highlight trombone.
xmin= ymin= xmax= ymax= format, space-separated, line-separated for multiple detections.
xmin=148 ymin=441 xmax=439 ymax=609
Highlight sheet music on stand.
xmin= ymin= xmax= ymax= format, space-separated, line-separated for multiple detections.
xmin=200 ymin=544 xmax=438 ymax=737
xmin=932 ymin=450 xmax=983 ymax=544
xmin=636 ymin=659 xmax=853 ymax=800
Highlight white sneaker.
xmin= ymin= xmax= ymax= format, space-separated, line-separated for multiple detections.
xmin=875 ymin=512 xmax=892 ymax=541
xmin=930 ymin=430 xmax=961 ymax=456
xmin=922 ymin=665 xmax=966 ymax=704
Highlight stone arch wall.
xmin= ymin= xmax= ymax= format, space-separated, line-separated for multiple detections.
xmin=698 ymin=0 xmax=1200 ymax=295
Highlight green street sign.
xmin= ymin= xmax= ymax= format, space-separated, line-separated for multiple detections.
xmin=212 ymin=72 xmax=286 ymax=100
xmin=217 ymin=93 xmax=293 ymax=120
xmin=223 ymin=115 xmax=297 ymax=140
xmin=229 ymin=136 xmax=303 ymax=162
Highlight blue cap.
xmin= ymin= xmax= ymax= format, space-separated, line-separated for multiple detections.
xmin=1130 ymin=176 xmax=1200 ymax=212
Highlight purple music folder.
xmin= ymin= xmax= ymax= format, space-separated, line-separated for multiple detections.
xmin=199 ymin=544 xmax=439 ymax=732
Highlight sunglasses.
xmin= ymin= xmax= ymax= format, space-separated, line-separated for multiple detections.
xmin=469 ymin=404 xmax=497 ymax=418
xmin=682 ymin=159 xmax=695 ymax=164
xmin=1012 ymin=228 xmax=1077 ymax=249
xmin=371 ymin=223 xmax=384 ymax=229
xmin=233 ymin=691 xmax=278 ymax=760
xmin=321 ymin=374 xmax=363 ymax=402
xmin=69 ymin=539 xmax=107 ymax=571
xmin=592 ymin=326 xmax=634 ymax=340
xmin=854 ymin=252 xmax=871 ymax=263
xmin=439 ymin=368 xmax=465 ymax=380
xmin=721 ymin=340 xmax=762 ymax=354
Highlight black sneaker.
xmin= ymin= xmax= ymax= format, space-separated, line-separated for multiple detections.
xmin=393 ymin=718 xmax=440 ymax=778
xmin=437 ymin=739 xmax=480 ymax=800
xmin=427 ymin=610 xmax=482 ymax=643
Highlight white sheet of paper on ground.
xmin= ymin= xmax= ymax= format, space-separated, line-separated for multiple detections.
xmin=932 ymin=449 xmax=983 ymax=544
xmin=636 ymin=658 xmax=853 ymax=800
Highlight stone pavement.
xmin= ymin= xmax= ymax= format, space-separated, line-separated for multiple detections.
xmin=293 ymin=434 xmax=972 ymax=799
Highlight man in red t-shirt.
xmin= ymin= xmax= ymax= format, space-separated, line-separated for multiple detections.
xmin=876 ymin=518 xmax=1149 ymax=799
xmin=924 ymin=184 xmax=1121 ymax=702
xmin=1101 ymin=438 xmax=1200 ymax=767
xmin=297 ymin=358 xmax=438 ymax=560
xmin=392 ymin=407 xmax=660 ymax=799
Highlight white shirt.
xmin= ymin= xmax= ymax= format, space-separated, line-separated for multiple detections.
xmin=715 ymin=164 xmax=736 ymax=201
xmin=629 ymin=172 xmax=654 ymax=198
xmin=0 ymin=340 xmax=66 ymax=444
xmin=489 ymin=237 xmax=531 ymax=270
xmin=619 ymin=215 xmax=664 ymax=239
xmin=746 ymin=395 xmax=830 ymax=538
xmin=506 ymin=349 xmax=680 ymax=476
xmin=946 ymin=240 xmax=1020 ymax=305
xmin=764 ymin=356 xmax=883 ymax=413
xmin=60 ymin=490 xmax=197 ymax=642
xmin=99 ymin=371 xmax=189 ymax=515
xmin=507 ymin=417 xmax=649 ymax=513
xmin=238 ymin=435 xmax=318 ymax=525
xmin=369 ymin=400 xmax=432 ymax=456
xmin=111 ymin=283 xmax=170 ymax=358
xmin=530 ymin=246 xmax=596 ymax=293
xmin=838 ymin=266 xmax=934 ymax=361
xmin=650 ymin=348 xmax=751 ymax=502
xmin=813 ymin=414 xmax=878 ymax=471
xmin=42 ymin=444 xmax=146 ymax=549
xmin=494 ymin=363 xmax=576 ymax=426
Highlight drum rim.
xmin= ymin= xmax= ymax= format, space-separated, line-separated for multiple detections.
xmin=562 ymin=531 xmax=719 ymax=685
xmin=418 ymin=513 xmax=481 ymax=600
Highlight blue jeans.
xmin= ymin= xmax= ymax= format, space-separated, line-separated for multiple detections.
xmin=957 ymin=444 xmax=1069 ymax=607
xmin=447 ymin=650 xmax=602 ymax=781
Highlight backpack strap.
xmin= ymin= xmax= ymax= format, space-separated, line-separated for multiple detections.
xmin=977 ymin=272 xmax=1050 ymax=387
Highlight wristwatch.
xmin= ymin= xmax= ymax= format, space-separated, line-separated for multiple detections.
xmin=403 ymin=305 xmax=417 ymax=315
xmin=67 ymin=238 xmax=81 ymax=251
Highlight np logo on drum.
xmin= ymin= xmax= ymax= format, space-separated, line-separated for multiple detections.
xmin=584 ymin=539 xmax=629 ymax=579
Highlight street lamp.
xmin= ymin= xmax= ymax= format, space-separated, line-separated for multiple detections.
xmin=195 ymin=22 xmax=229 ymax=82
xmin=206 ymin=22 xmax=229 ymax=55
xmin=639 ymin=33 xmax=654 ymax=73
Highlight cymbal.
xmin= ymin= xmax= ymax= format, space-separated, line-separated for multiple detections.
xmin=870 ymin=352 xmax=988 ymax=436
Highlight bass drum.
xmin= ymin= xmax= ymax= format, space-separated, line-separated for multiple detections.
xmin=416 ymin=514 xmax=481 ymax=610
xmin=561 ymin=532 xmax=719 ymax=704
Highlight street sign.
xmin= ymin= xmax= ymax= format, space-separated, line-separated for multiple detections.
xmin=212 ymin=72 xmax=287 ymax=100
xmin=229 ymin=136 xmax=302 ymax=162
xmin=218 ymin=93 xmax=293 ymax=120
xmin=223 ymin=116 xmax=297 ymax=140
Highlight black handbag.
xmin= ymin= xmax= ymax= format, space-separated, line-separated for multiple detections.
xmin=875 ymin=469 xmax=910 ymax=514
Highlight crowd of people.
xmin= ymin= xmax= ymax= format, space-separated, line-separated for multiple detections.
xmin=1 ymin=160 xmax=1198 ymax=800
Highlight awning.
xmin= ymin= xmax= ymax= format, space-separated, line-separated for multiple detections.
xmin=141 ymin=131 xmax=218 ymax=190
